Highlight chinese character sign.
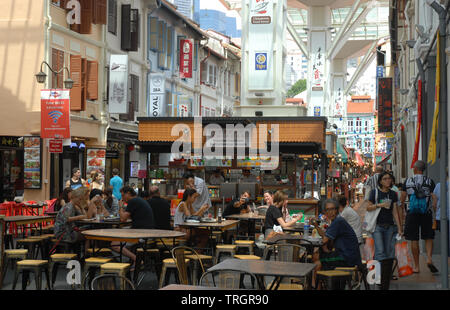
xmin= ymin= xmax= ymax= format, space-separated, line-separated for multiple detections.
xmin=377 ymin=78 xmax=393 ymax=133
xmin=179 ymin=39 xmax=193 ymax=79
xmin=311 ymin=46 xmax=325 ymax=90
xmin=41 ymin=90 xmax=71 ymax=139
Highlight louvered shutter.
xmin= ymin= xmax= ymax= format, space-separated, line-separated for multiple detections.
xmin=93 ymin=0 xmax=107 ymax=24
xmin=86 ymin=61 xmax=98 ymax=100
xmin=121 ymin=4 xmax=131 ymax=51
xmin=70 ymin=55 xmax=82 ymax=111
xmin=108 ymin=0 xmax=117 ymax=34
xmin=79 ymin=0 xmax=93 ymax=34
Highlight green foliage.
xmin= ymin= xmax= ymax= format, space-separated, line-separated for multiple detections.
xmin=287 ymin=79 xmax=307 ymax=98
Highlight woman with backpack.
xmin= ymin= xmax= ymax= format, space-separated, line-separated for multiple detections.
xmin=365 ymin=171 xmax=402 ymax=290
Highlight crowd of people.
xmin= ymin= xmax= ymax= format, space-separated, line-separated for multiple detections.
xmin=49 ymin=160 xmax=447 ymax=289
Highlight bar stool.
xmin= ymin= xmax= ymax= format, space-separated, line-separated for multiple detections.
xmin=214 ymin=244 xmax=237 ymax=264
xmin=234 ymin=240 xmax=255 ymax=255
xmin=135 ymin=248 xmax=161 ymax=282
xmin=16 ymin=238 xmax=45 ymax=259
xmin=185 ymin=253 xmax=213 ymax=285
xmin=158 ymin=258 xmax=190 ymax=288
xmin=12 ymin=260 xmax=51 ymax=290
xmin=82 ymin=257 xmax=113 ymax=289
xmin=316 ymin=270 xmax=352 ymax=290
xmin=48 ymin=253 xmax=78 ymax=289
xmin=2 ymin=249 xmax=28 ymax=285
xmin=234 ymin=255 xmax=261 ymax=260
xmin=86 ymin=248 xmax=113 ymax=257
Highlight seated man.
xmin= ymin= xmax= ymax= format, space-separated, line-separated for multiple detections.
xmin=223 ymin=191 xmax=252 ymax=241
xmin=112 ymin=186 xmax=155 ymax=268
xmin=310 ymin=199 xmax=362 ymax=287
xmin=147 ymin=186 xmax=171 ymax=230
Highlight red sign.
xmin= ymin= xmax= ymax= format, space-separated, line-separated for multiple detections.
xmin=179 ymin=39 xmax=193 ymax=79
xmin=41 ymin=90 xmax=70 ymax=139
xmin=49 ymin=139 xmax=63 ymax=153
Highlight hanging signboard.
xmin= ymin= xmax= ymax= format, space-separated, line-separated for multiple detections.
xmin=49 ymin=139 xmax=63 ymax=153
xmin=86 ymin=149 xmax=106 ymax=175
xmin=377 ymin=78 xmax=393 ymax=133
xmin=109 ymin=55 xmax=129 ymax=114
xmin=179 ymin=39 xmax=193 ymax=79
xmin=40 ymin=90 xmax=71 ymax=139
xmin=148 ymin=73 xmax=166 ymax=117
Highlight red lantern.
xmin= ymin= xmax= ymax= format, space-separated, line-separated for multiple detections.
xmin=127 ymin=144 xmax=135 ymax=152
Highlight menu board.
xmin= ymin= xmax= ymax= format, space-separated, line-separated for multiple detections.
xmin=23 ymin=137 xmax=42 ymax=189
xmin=130 ymin=162 xmax=139 ymax=178
xmin=86 ymin=149 xmax=106 ymax=175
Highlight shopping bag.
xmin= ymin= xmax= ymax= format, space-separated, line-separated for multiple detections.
xmin=395 ymin=240 xmax=414 ymax=277
xmin=363 ymin=237 xmax=375 ymax=262
xmin=362 ymin=189 xmax=381 ymax=234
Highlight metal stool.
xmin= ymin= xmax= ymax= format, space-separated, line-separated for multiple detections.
xmin=185 ymin=253 xmax=213 ymax=285
xmin=12 ymin=260 xmax=51 ymax=290
xmin=214 ymin=244 xmax=237 ymax=264
xmin=2 ymin=249 xmax=28 ymax=285
xmin=234 ymin=240 xmax=255 ymax=255
xmin=316 ymin=270 xmax=352 ymax=290
xmin=158 ymin=258 xmax=190 ymax=288
xmin=135 ymin=248 xmax=161 ymax=283
xmin=100 ymin=263 xmax=131 ymax=290
xmin=234 ymin=255 xmax=261 ymax=260
xmin=16 ymin=238 xmax=45 ymax=259
xmin=49 ymin=253 xmax=78 ymax=289
xmin=82 ymin=257 xmax=113 ymax=289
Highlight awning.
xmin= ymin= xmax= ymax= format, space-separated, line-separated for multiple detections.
xmin=337 ymin=142 xmax=349 ymax=163
xmin=355 ymin=152 xmax=365 ymax=166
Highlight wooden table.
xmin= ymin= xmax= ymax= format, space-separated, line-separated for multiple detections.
xmin=207 ymin=258 xmax=316 ymax=290
xmin=225 ymin=213 xmax=265 ymax=239
xmin=159 ymin=284 xmax=221 ymax=290
xmin=177 ymin=220 xmax=239 ymax=254
xmin=3 ymin=215 xmax=55 ymax=240
xmin=76 ymin=218 xmax=132 ymax=229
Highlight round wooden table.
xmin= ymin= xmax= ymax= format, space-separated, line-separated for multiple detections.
xmin=82 ymin=229 xmax=185 ymax=243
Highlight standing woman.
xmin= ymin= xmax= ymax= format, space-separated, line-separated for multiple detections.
xmin=264 ymin=191 xmax=302 ymax=238
xmin=90 ymin=172 xmax=104 ymax=191
xmin=365 ymin=172 xmax=403 ymax=290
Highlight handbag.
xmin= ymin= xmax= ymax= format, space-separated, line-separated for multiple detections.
xmin=363 ymin=189 xmax=381 ymax=234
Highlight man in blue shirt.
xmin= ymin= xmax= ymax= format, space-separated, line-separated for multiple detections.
xmin=109 ymin=168 xmax=123 ymax=200
xmin=310 ymin=199 xmax=362 ymax=289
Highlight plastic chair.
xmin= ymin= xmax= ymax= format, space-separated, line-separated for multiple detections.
xmin=90 ymin=274 xmax=135 ymax=290
xmin=199 ymin=269 xmax=259 ymax=290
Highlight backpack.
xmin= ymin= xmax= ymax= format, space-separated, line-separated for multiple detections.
xmin=408 ymin=178 xmax=430 ymax=214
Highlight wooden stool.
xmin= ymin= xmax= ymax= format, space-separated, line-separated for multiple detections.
xmin=100 ymin=263 xmax=131 ymax=290
xmin=215 ymin=244 xmax=237 ymax=264
xmin=158 ymin=258 xmax=190 ymax=288
xmin=156 ymin=239 xmax=181 ymax=250
xmin=212 ymin=231 xmax=223 ymax=244
xmin=234 ymin=240 xmax=255 ymax=255
xmin=82 ymin=257 xmax=113 ymax=289
xmin=49 ymin=253 xmax=78 ymax=289
xmin=316 ymin=270 xmax=352 ymax=290
xmin=12 ymin=260 xmax=50 ymax=290
xmin=2 ymin=249 xmax=28 ymax=285
xmin=185 ymin=254 xmax=213 ymax=285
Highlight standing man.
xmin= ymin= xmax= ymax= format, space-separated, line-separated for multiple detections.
xmin=400 ymin=160 xmax=438 ymax=274
xmin=209 ymin=169 xmax=225 ymax=185
xmin=336 ymin=195 xmax=364 ymax=256
xmin=147 ymin=186 xmax=171 ymax=230
xmin=184 ymin=172 xmax=211 ymax=215
xmin=109 ymin=168 xmax=123 ymax=201
xmin=65 ymin=167 xmax=86 ymax=190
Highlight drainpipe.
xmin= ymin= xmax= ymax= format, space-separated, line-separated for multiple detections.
xmin=428 ymin=0 xmax=448 ymax=290
xmin=199 ymin=46 xmax=211 ymax=116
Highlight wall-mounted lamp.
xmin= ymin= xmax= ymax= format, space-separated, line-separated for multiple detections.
xmin=35 ymin=61 xmax=74 ymax=89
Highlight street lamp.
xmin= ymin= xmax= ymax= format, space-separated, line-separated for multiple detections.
xmin=35 ymin=61 xmax=74 ymax=89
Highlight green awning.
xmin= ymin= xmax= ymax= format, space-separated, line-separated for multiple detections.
xmin=337 ymin=143 xmax=348 ymax=163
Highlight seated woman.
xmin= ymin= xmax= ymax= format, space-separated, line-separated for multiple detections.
xmin=53 ymin=187 xmax=73 ymax=212
xmin=103 ymin=189 xmax=119 ymax=216
xmin=89 ymin=189 xmax=110 ymax=219
xmin=264 ymin=191 xmax=302 ymax=239
xmin=174 ymin=188 xmax=210 ymax=250
xmin=54 ymin=187 xmax=99 ymax=245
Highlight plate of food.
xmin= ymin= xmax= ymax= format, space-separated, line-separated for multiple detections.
xmin=200 ymin=217 xmax=217 ymax=223
xmin=185 ymin=219 xmax=200 ymax=224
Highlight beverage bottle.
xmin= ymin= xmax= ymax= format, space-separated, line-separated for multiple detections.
xmin=304 ymin=218 xmax=310 ymax=238
xmin=218 ymin=207 xmax=222 ymax=223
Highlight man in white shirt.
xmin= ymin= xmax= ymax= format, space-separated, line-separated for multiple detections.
xmin=240 ymin=169 xmax=257 ymax=183
xmin=184 ymin=172 xmax=211 ymax=214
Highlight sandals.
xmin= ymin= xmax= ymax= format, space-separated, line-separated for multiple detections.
xmin=427 ymin=263 xmax=439 ymax=274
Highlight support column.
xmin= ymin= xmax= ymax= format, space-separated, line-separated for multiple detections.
xmin=330 ymin=58 xmax=347 ymax=131
xmin=307 ymin=5 xmax=332 ymax=117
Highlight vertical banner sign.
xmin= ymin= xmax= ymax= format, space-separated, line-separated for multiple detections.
xmin=149 ymin=73 xmax=166 ymax=117
xmin=41 ymin=90 xmax=71 ymax=139
xmin=179 ymin=39 xmax=193 ymax=79
xmin=24 ymin=137 xmax=42 ymax=189
xmin=377 ymin=78 xmax=393 ymax=133
xmin=248 ymin=0 xmax=274 ymax=90
xmin=109 ymin=55 xmax=129 ymax=114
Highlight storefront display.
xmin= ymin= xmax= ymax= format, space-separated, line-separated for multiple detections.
xmin=86 ymin=148 xmax=106 ymax=175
